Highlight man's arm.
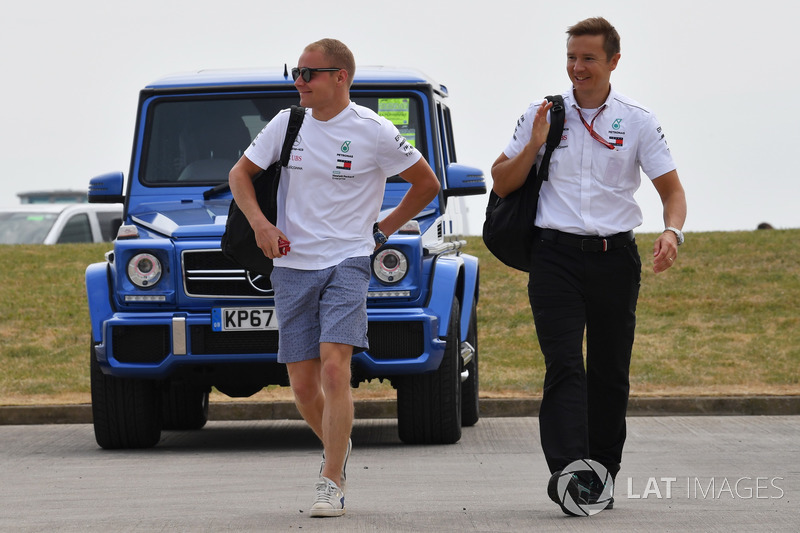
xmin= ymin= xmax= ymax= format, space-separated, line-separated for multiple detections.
xmin=651 ymin=169 xmax=687 ymax=274
xmin=228 ymin=155 xmax=286 ymax=259
xmin=377 ymin=158 xmax=440 ymax=237
xmin=490 ymin=100 xmax=553 ymax=198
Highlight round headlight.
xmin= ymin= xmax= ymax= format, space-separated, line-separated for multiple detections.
xmin=373 ymin=248 xmax=408 ymax=284
xmin=127 ymin=253 xmax=162 ymax=288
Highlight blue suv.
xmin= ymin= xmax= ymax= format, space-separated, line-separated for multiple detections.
xmin=86 ymin=67 xmax=486 ymax=448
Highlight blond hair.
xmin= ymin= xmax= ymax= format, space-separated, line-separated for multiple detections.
xmin=305 ymin=38 xmax=356 ymax=87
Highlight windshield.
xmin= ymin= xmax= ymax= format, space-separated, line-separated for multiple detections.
xmin=140 ymin=93 xmax=426 ymax=185
xmin=0 ymin=211 xmax=58 ymax=244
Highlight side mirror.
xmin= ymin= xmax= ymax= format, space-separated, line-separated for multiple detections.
xmin=88 ymin=172 xmax=125 ymax=204
xmin=443 ymin=163 xmax=486 ymax=198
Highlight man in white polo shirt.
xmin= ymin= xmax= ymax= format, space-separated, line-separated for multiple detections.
xmin=229 ymin=38 xmax=439 ymax=517
xmin=491 ymin=17 xmax=687 ymax=515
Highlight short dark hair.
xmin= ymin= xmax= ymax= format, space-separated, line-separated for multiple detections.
xmin=305 ymin=38 xmax=356 ymax=87
xmin=567 ymin=17 xmax=621 ymax=60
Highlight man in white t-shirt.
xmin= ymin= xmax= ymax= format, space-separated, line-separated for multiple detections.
xmin=491 ymin=17 xmax=687 ymax=515
xmin=229 ymin=39 xmax=439 ymax=518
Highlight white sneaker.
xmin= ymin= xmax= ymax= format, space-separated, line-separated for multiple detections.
xmin=319 ymin=438 xmax=352 ymax=488
xmin=309 ymin=476 xmax=345 ymax=517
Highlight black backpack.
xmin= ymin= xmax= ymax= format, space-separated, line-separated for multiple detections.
xmin=220 ymin=105 xmax=305 ymax=276
xmin=482 ymin=95 xmax=565 ymax=272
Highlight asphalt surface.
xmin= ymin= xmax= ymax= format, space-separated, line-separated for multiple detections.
xmin=1 ymin=402 xmax=798 ymax=532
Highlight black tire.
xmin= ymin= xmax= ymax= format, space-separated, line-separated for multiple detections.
xmin=461 ymin=299 xmax=480 ymax=427
xmin=162 ymin=382 xmax=209 ymax=430
xmin=397 ymin=299 xmax=462 ymax=444
xmin=90 ymin=342 xmax=162 ymax=449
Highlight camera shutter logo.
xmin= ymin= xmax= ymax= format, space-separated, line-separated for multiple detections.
xmin=555 ymin=459 xmax=614 ymax=516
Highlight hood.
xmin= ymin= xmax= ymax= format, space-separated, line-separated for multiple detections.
xmin=129 ymin=200 xmax=230 ymax=238
xmin=128 ymin=201 xmax=439 ymax=240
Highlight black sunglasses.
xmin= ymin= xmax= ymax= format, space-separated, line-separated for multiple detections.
xmin=291 ymin=67 xmax=341 ymax=83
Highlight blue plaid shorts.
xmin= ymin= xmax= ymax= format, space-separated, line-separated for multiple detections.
xmin=269 ymin=256 xmax=371 ymax=363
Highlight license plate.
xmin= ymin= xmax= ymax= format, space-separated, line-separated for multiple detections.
xmin=212 ymin=307 xmax=277 ymax=331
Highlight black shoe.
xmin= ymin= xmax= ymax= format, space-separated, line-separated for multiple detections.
xmin=548 ymin=470 xmax=613 ymax=516
xmin=547 ymin=470 xmax=564 ymax=505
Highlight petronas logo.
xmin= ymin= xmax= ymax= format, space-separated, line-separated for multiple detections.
xmin=341 ymin=140 xmax=351 ymax=153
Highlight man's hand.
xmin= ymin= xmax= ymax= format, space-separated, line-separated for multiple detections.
xmin=229 ymin=155 xmax=291 ymax=260
xmin=254 ymin=220 xmax=288 ymax=259
xmin=529 ymin=99 xmax=553 ymax=150
xmin=652 ymin=231 xmax=678 ymax=274
xmin=651 ymin=171 xmax=686 ymax=274
xmin=490 ymin=98 xmax=553 ymax=198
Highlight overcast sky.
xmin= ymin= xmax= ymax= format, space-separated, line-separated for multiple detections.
xmin=2 ymin=0 xmax=797 ymax=235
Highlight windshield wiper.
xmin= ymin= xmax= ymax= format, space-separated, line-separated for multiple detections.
xmin=203 ymin=182 xmax=230 ymax=200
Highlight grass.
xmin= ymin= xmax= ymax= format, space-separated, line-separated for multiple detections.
xmin=0 ymin=245 xmax=98 ymax=403
xmin=474 ymin=229 xmax=800 ymax=397
xmin=1 ymin=229 xmax=798 ymax=406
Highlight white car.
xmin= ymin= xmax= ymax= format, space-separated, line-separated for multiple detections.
xmin=0 ymin=203 xmax=123 ymax=244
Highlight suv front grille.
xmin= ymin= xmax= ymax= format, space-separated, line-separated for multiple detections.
xmin=182 ymin=249 xmax=273 ymax=298
xmin=184 ymin=322 xmax=424 ymax=359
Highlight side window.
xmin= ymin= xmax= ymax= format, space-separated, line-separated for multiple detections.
xmin=436 ymin=103 xmax=457 ymax=166
xmin=442 ymin=106 xmax=457 ymax=163
xmin=96 ymin=212 xmax=122 ymax=241
xmin=57 ymin=214 xmax=92 ymax=243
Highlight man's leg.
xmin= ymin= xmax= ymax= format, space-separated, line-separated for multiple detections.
xmin=286 ymin=358 xmax=325 ymax=441
xmin=317 ymin=341 xmax=354 ymax=488
xmin=313 ymin=257 xmax=368 ymax=486
xmin=286 ymin=343 xmax=352 ymax=488
xmin=273 ymin=265 xmax=326 ymax=440
xmin=529 ymin=241 xmax=589 ymax=474
xmin=289 ymin=344 xmax=351 ymax=518
xmin=585 ymin=244 xmax=641 ymax=478
xmin=272 ymin=264 xmax=354 ymax=517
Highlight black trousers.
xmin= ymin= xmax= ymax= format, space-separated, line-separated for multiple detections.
xmin=528 ymin=230 xmax=641 ymax=478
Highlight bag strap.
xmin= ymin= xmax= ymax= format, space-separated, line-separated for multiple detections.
xmin=537 ymin=94 xmax=565 ymax=182
xmin=279 ymin=105 xmax=306 ymax=167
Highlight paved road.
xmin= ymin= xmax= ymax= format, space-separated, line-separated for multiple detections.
xmin=1 ymin=416 xmax=797 ymax=532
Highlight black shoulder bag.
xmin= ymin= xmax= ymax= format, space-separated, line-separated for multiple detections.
xmin=220 ymin=105 xmax=305 ymax=276
xmin=482 ymin=95 xmax=565 ymax=272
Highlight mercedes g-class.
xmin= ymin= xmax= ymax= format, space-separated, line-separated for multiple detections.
xmin=86 ymin=66 xmax=486 ymax=448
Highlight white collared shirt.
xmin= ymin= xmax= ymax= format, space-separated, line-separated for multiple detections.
xmin=502 ymin=87 xmax=676 ymax=236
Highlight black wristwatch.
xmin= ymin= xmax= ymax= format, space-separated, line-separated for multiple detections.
xmin=373 ymin=222 xmax=388 ymax=246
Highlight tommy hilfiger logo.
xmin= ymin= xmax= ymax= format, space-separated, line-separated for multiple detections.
xmin=336 ymin=159 xmax=352 ymax=171
xmin=609 ymin=136 xmax=624 ymax=147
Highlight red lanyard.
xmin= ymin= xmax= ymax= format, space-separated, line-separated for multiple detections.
xmin=576 ymin=105 xmax=617 ymax=150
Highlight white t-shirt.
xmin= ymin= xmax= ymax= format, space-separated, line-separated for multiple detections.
xmin=244 ymin=102 xmax=421 ymax=270
xmin=503 ymin=87 xmax=677 ymax=236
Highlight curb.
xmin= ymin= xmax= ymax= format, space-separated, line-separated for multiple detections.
xmin=1 ymin=396 xmax=799 ymax=426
